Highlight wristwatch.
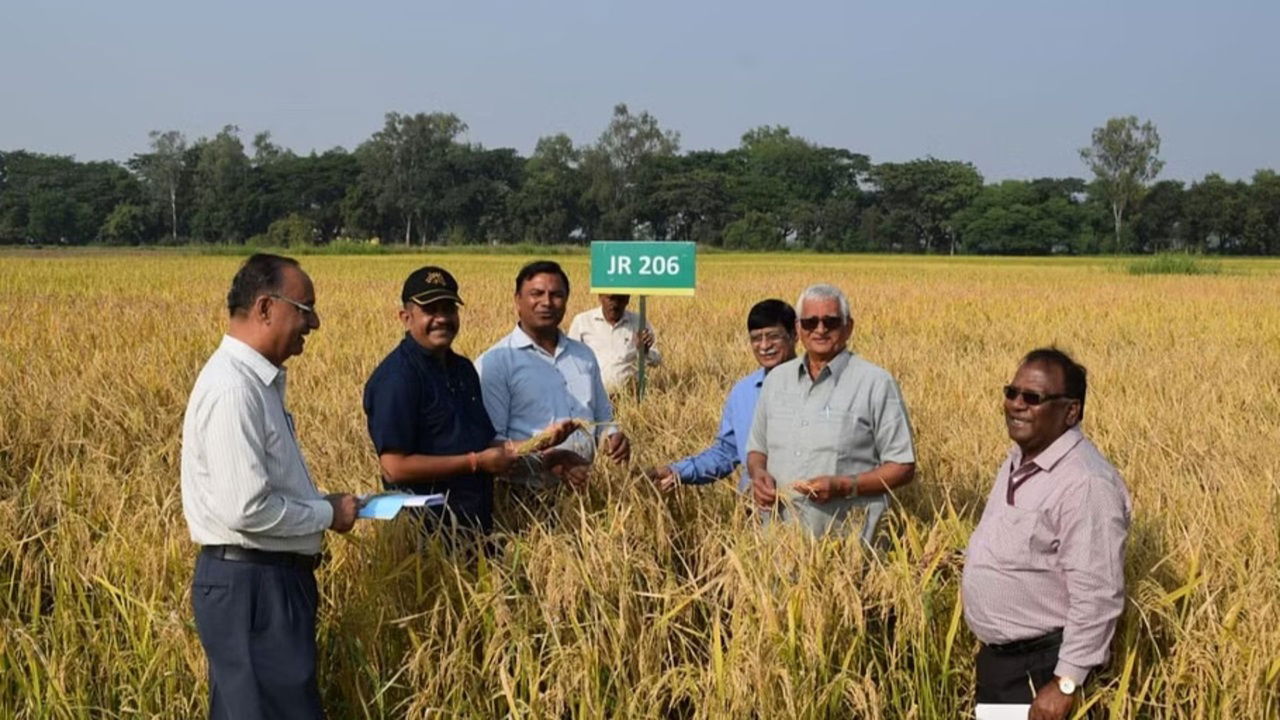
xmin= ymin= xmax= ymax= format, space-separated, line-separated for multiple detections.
xmin=1056 ymin=676 xmax=1077 ymax=695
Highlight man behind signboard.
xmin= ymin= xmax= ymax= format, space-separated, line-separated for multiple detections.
xmin=567 ymin=293 xmax=661 ymax=390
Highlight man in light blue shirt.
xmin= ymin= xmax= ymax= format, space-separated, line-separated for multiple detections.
xmin=476 ymin=260 xmax=630 ymax=488
xmin=646 ymin=299 xmax=796 ymax=494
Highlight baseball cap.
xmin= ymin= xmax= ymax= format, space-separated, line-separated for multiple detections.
xmin=401 ymin=266 xmax=464 ymax=306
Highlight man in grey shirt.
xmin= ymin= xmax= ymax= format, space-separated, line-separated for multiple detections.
xmin=747 ymin=284 xmax=916 ymax=543
xmin=181 ymin=254 xmax=359 ymax=720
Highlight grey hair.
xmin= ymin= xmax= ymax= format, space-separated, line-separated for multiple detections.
xmin=796 ymin=284 xmax=852 ymax=320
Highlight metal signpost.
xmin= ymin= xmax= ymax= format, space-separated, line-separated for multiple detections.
xmin=588 ymin=241 xmax=696 ymax=400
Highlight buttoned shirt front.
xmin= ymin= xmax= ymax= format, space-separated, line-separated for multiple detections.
xmin=363 ymin=335 xmax=496 ymax=529
xmin=475 ymin=325 xmax=617 ymax=482
xmin=961 ymin=426 xmax=1131 ymax=685
xmin=566 ymin=308 xmax=661 ymax=389
xmin=747 ymin=350 xmax=916 ymax=542
xmin=672 ymin=368 xmax=763 ymax=493
xmin=181 ymin=335 xmax=333 ymax=555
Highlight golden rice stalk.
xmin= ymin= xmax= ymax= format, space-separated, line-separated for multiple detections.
xmin=512 ymin=418 xmax=592 ymax=455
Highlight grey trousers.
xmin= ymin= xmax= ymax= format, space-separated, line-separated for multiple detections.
xmin=192 ymin=552 xmax=324 ymax=720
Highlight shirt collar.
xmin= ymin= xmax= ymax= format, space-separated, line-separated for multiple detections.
xmin=796 ymin=349 xmax=852 ymax=383
xmin=220 ymin=334 xmax=282 ymax=387
xmin=1011 ymin=425 xmax=1085 ymax=472
xmin=748 ymin=367 xmax=767 ymax=387
xmin=511 ymin=323 xmax=565 ymax=357
xmin=399 ymin=333 xmax=457 ymax=367
xmin=591 ymin=308 xmax=630 ymax=326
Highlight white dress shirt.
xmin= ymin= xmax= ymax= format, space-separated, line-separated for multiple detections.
xmin=181 ymin=335 xmax=333 ymax=554
xmin=566 ymin=308 xmax=661 ymax=389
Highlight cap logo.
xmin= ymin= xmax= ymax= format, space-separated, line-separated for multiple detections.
xmin=425 ymin=271 xmax=445 ymax=285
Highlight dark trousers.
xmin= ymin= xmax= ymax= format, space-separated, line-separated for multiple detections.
xmin=191 ymin=552 xmax=324 ymax=720
xmin=975 ymin=639 xmax=1061 ymax=704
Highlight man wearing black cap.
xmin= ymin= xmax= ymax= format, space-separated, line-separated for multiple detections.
xmin=362 ymin=266 xmax=521 ymax=535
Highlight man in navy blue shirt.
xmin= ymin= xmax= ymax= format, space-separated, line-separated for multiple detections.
xmin=645 ymin=299 xmax=796 ymax=493
xmin=363 ymin=266 xmax=520 ymax=534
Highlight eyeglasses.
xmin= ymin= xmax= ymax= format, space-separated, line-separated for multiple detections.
xmin=270 ymin=294 xmax=318 ymax=318
xmin=1002 ymin=385 xmax=1072 ymax=406
xmin=798 ymin=315 xmax=844 ymax=332
xmin=748 ymin=330 xmax=790 ymax=345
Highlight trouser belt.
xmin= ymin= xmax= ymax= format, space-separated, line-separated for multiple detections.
xmin=985 ymin=628 xmax=1063 ymax=656
xmin=200 ymin=544 xmax=321 ymax=570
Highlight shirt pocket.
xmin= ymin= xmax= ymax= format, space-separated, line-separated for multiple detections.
xmin=986 ymin=505 xmax=1056 ymax=570
xmin=837 ymin=411 xmax=875 ymax=459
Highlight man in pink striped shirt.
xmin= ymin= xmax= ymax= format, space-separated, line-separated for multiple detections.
xmin=962 ymin=348 xmax=1131 ymax=719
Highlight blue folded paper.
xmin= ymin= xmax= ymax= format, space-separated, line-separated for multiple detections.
xmin=357 ymin=492 xmax=446 ymax=520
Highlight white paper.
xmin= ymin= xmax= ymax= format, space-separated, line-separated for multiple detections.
xmin=975 ymin=704 xmax=1030 ymax=720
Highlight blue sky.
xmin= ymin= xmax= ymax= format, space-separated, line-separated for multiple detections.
xmin=3 ymin=0 xmax=1277 ymax=182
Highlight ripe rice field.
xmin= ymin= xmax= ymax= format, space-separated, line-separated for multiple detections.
xmin=2 ymin=250 xmax=1279 ymax=718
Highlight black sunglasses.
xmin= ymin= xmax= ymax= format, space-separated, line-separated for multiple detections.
xmin=798 ymin=315 xmax=844 ymax=332
xmin=1002 ymin=385 xmax=1073 ymax=406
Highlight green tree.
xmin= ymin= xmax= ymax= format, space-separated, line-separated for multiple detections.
xmin=355 ymin=112 xmax=468 ymax=244
xmin=189 ymin=126 xmax=255 ymax=243
xmin=507 ymin=134 xmax=586 ymax=244
xmin=1244 ymin=169 xmax=1280 ymax=255
xmin=1132 ymin=180 xmax=1185 ymax=252
xmin=723 ymin=211 xmax=784 ymax=250
xmin=134 ymin=130 xmax=188 ymax=242
xmin=26 ymin=191 xmax=86 ymax=243
xmin=952 ymin=179 xmax=1087 ymax=255
xmin=1183 ymin=174 xmax=1248 ymax=252
xmin=0 ymin=151 xmax=142 ymax=243
xmin=581 ymin=103 xmax=680 ymax=239
xmin=870 ymin=158 xmax=983 ymax=253
xmin=1079 ymin=116 xmax=1164 ymax=252
xmin=100 ymin=203 xmax=152 ymax=244
xmin=258 ymin=148 xmax=359 ymax=242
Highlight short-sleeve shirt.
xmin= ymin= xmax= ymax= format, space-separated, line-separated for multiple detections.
xmin=566 ymin=308 xmax=661 ymax=389
xmin=363 ymin=335 xmax=497 ymax=529
xmin=747 ymin=350 xmax=915 ymax=541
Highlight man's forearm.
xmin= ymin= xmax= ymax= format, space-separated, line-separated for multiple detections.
xmin=379 ymin=452 xmax=477 ymax=485
xmin=846 ymin=462 xmax=915 ymax=497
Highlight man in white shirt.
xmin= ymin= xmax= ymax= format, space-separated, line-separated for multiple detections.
xmin=181 ymin=253 xmax=359 ymax=720
xmin=567 ymin=293 xmax=661 ymax=390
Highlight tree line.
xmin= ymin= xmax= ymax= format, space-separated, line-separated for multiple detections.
xmin=2 ymin=106 xmax=1277 ymax=254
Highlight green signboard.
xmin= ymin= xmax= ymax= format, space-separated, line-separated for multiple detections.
xmin=588 ymin=241 xmax=696 ymax=296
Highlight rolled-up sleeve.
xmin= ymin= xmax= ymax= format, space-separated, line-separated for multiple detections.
xmin=201 ymin=388 xmax=332 ymax=537
xmin=1054 ymin=475 xmax=1130 ymax=683
xmin=871 ymin=375 xmax=915 ymax=464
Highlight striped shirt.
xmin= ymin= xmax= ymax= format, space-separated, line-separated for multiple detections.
xmin=961 ymin=427 xmax=1131 ymax=684
xmin=181 ymin=335 xmax=333 ymax=555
